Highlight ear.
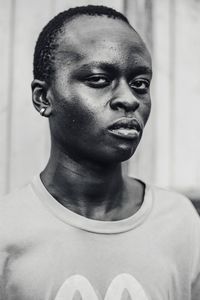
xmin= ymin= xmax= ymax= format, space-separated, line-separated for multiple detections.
xmin=31 ymin=79 xmax=52 ymax=117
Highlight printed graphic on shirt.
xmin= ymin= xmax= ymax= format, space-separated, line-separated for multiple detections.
xmin=55 ymin=273 xmax=149 ymax=300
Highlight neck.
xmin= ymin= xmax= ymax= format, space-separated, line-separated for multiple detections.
xmin=41 ymin=146 xmax=126 ymax=220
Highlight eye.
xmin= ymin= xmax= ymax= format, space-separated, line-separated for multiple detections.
xmin=130 ymin=79 xmax=150 ymax=94
xmin=85 ymin=75 xmax=111 ymax=88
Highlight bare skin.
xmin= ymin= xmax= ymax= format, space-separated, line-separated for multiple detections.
xmin=32 ymin=16 xmax=152 ymax=221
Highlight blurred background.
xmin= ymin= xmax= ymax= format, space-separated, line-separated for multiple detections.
xmin=0 ymin=0 xmax=200 ymax=211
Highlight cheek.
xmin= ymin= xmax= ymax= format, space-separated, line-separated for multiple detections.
xmin=141 ymin=98 xmax=151 ymax=125
xmin=56 ymin=97 xmax=99 ymax=135
xmin=50 ymin=80 xmax=106 ymax=138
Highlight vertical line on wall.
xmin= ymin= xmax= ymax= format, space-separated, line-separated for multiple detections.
xmin=5 ymin=0 xmax=16 ymax=193
xmin=169 ymin=0 xmax=176 ymax=186
xmin=123 ymin=0 xmax=128 ymax=14
xmin=145 ymin=0 xmax=153 ymax=51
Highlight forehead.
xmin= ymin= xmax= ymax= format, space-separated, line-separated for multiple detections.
xmin=55 ymin=15 xmax=151 ymax=71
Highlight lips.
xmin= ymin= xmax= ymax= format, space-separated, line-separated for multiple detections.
xmin=108 ymin=118 xmax=143 ymax=140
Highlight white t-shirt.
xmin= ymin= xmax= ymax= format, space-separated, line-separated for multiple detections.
xmin=0 ymin=176 xmax=200 ymax=300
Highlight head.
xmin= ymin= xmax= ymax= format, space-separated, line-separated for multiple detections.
xmin=32 ymin=5 xmax=152 ymax=166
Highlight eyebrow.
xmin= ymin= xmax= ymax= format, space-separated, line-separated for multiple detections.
xmin=76 ymin=62 xmax=118 ymax=73
xmin=76 ymin=62 xmax=152 ymax=76
xmin=133 ymin=66 xmax=152 ymax=76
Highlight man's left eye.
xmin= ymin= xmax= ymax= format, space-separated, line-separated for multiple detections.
xmin=130 ymin=79 xmax=150 ymax=93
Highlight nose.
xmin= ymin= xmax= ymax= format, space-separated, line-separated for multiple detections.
xmin=109 ymin=80 xmax=140 ymax=112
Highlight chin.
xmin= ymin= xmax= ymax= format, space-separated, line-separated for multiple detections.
xmin=115 ymin=144 xmax=137 ymax=162
xmin=97 ymin=143 xmax=138 ymax=165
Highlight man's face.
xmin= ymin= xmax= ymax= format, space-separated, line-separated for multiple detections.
xmin=47 ymin=16 xmax=152 ymax=165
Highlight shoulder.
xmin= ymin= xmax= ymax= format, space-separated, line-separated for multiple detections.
xmin=0 ymin=183 xmax=39 ymax=246
xmin=151 ymin=185 xmax=197 ymax=213
xmin=151 ymin=186 xmax=200 ymax=291
xmin=0 ymin=183 xmax=35 ymax=218
xmin=149 ymin=184 xmax=200 ymax=232
xmin=0 ymin=186 xmax=30 ymax=277
xmin=128 ymin=176 xmax=199 ymax=222
xmin=0 ymin=184 xmax=36 ymax=291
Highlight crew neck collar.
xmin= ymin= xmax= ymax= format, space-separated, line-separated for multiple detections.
xmin=31 ymin=175 xmax=153 ymax=234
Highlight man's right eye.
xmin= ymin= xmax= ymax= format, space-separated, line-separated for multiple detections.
xmin=85 ymin=75 xmax=111 ymax=88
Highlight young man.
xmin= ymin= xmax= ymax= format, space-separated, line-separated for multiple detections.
xmin=0 ymin=5 xmax=200 ymax=300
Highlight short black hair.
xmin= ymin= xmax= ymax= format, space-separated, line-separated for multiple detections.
xmin=33 ymin=5 xmax=130 ymax=83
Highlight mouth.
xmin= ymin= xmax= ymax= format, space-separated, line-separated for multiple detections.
xmin=107 ymin=118 xmax=143 ymax=140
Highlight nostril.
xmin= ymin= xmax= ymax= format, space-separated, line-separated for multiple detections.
xmin=133 ymin=100 xmax=140 ymax=110
xmin=110 ymin=98 xmax=140 ymax=112
xmin=112 ymin=102 xmax=125 ymax=111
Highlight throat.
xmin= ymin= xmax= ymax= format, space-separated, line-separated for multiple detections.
xmin=40 ymin=162 xmax=126 ymax=221
xmin=40 ymin=155 xmax=145 ymax=221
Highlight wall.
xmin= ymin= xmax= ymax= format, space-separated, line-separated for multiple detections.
xmin=0 ymin=0 xmax=200 ymax=197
